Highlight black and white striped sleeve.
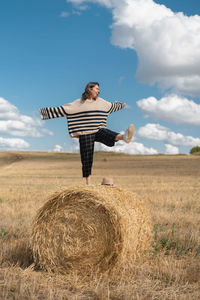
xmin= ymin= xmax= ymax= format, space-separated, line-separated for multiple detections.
xmin=39 ymin=106 xmax=68 ymax=120
xmin=108 ymin=102 xmax=126 ymax=114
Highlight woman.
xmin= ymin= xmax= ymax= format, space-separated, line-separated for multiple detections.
xmin=39 ymin=82 xmax=134 ymax=185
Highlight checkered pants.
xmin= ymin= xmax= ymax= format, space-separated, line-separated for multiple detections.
xmin=79 ymin=128 xmax=119 ymax=177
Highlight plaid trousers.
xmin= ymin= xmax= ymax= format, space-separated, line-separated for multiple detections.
xmin=79 ymin=128 xmax=119 ymax=177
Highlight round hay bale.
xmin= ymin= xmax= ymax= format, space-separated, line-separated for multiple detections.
xmin=31 ymin=186 xmax=152 ymax=275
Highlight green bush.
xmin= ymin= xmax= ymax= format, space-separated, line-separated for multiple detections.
xmin=190 ymin=146 xmax=200 ymax=154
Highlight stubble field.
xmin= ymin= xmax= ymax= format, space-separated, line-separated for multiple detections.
xmin=0 ymin=151 xmax=200 ymax=299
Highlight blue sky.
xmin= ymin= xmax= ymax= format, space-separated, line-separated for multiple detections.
xmin=0 ymin=0 xmax=200 ymax=154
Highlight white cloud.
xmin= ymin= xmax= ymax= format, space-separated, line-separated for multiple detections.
xmin=0 ymin=137 xmax=29 ymax=149
xmin=68 ymin=0 xmax=200 ymax=96
xmin=137 ymin=94 xmax=200 ymax=126
xmin=137 ymin=123 xmax=200 ymax=147
xmin=53 ymin=145 xmax=63 ymax=152
xmin=165 ymin=144 xmax=179 ymax=155
xmin=60 ymin=11 xmax=70 ymax=18
xmin=95 ymin=140 xmax=158 ymax=154
xmin=0 ymin=97 xmax=53 ymax=137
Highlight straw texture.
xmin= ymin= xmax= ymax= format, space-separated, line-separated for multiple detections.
xmin=31 ymin=186 xmax=152 ymax=275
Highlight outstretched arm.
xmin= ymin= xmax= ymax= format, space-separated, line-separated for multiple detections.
xmin=39 ymin=106 xmax=68 ymax=120
xmin=108 ymin=101 xmax=126 ymax=114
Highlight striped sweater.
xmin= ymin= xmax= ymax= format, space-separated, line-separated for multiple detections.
xmin=39 ymin=97 xmax=126 ymax=137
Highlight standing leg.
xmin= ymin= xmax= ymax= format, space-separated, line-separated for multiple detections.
xmin=79 ymin=134 xmax=95 ymax=185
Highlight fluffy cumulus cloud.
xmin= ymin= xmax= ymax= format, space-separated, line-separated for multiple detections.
xmin=68 ymin=0 xmax=200 ymax=96
xmin=137 ymin=123 xmax=200 ymax=147
xmin=0 ymin=97 xmax=53 ymax=137
xmin=137 ymin=95 xmax=200 ymax=126
xmin=165 ymin=144 xmax=179 ymax=155
xmin=0 ymin=137 xmax=29 ymax=149
xmin=95 ymin=140 xmax=158 ymax=154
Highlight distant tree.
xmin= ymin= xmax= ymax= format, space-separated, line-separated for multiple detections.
xmin=190 ymin=146 xmax=200 ymax=154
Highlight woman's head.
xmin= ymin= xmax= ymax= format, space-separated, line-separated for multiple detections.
xmin=81 ymin=82 xmax=100 ymax=101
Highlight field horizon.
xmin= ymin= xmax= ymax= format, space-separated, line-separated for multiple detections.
xmin=0 ymin=151 xmax=200 ymax=299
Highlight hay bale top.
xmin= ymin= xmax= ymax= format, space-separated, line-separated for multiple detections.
xmin=31 ymin=185 xmax=152 ymax=275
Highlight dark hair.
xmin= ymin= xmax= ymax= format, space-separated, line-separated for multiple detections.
xmin=81 ymin=82 xmax=99 ymax=101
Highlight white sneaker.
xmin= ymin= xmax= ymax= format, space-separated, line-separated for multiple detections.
xmin=123 ymin=124 xmax=135 ymax=143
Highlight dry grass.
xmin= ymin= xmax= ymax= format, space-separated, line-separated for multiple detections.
xmin=0 ymin=151 xmax=200 ymax=299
